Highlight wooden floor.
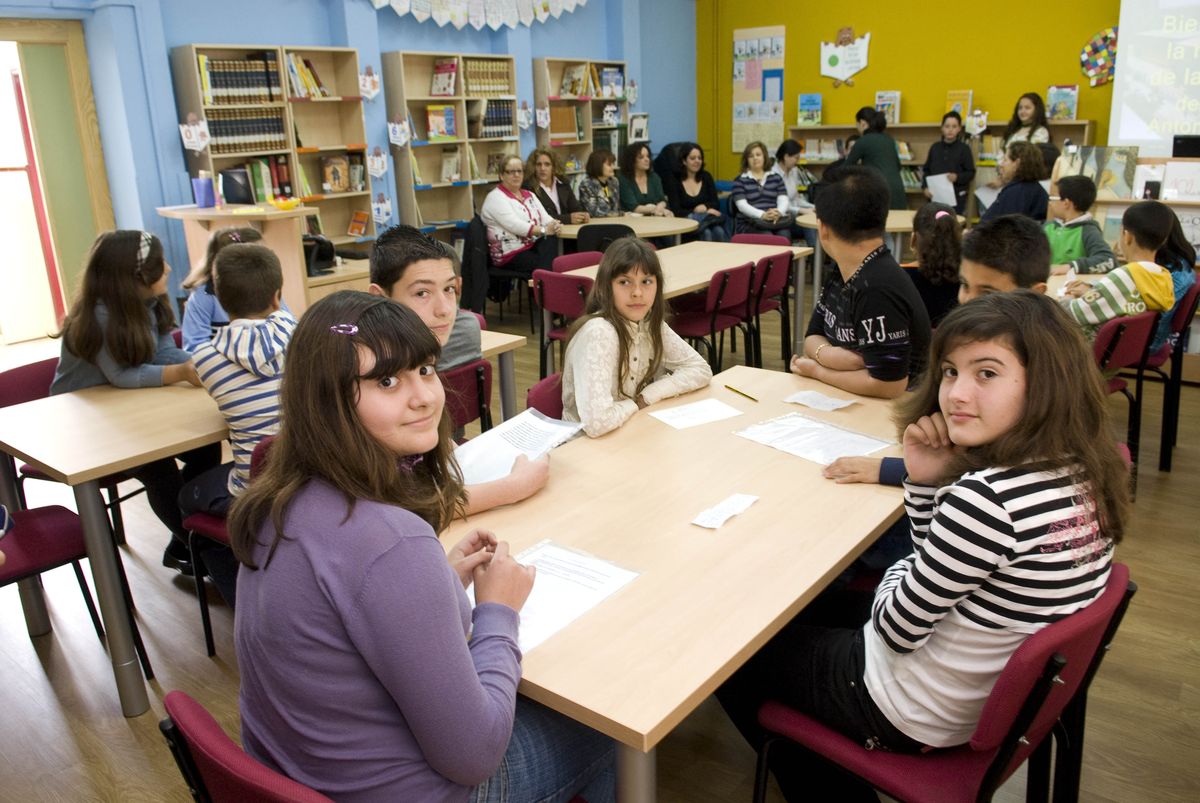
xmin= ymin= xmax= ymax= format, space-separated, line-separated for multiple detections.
xmin=1 ymin=302 xmax=1198 ymax=802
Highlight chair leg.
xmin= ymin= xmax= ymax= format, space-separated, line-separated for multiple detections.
xmin=779 ymin=303 xmax=792 ymax=364
xmin=1159 ymin=367 xmax=1181 ymax=472
xmin=71 ymin=560 xmax=106 ymax=641
xmin=189 ymin=531 xmax=217 ymax=658
xmin=1025 ymin=735 xmax=1052 ymax=803
xmin=104 ymin=484 xmax=126 ymax=547
xmin=752 ymin=736 xmax=775 ymax=803
xmin=1052 ymin=693 xmax=1089 ymax=803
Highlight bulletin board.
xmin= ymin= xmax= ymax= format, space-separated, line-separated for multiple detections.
xmin=732 ymin=26 xmax=785 ymax=153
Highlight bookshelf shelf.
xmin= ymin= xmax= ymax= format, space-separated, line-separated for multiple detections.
xmin=383 ymin=50 xmax=518 ymax=235
xmin=534 ymin=57 xmax=627 ymax=186
xmin=170 ymin=42 xmax=377 ymax=312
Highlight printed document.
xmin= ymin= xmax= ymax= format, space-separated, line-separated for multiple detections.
xmin=736 ymin=412 xmax=891 ymax=464
xmin=455 ymin=409 xmax=582 ymax=485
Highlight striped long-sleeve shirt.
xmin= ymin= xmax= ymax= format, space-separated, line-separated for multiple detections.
xmin=863 ymin=465 xmax=1113 ymax=747
xmin=193 ymin=310 xmax=297 ymax=494
xmin=1063 ymin=261 xmax=1175 ymax=340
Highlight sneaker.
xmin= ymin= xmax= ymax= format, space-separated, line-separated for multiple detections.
xmin=162 ymin=538 xmax=195 ymax=576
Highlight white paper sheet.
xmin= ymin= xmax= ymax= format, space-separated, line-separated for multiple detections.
xmin=648 ymin=398 xmax=742 ymax=430
xmin=1057 ymin=268 xmax=1077 ymax=298
xmin=925 ymin=173 xmax=958 ymax=207
xmin=974 ymin=185 xmax=1000 ymax=210
xmin=469 ymin=540 xmax=639 ymax=653
xmin=784 ymin=390 xmax=857 ymax=412
xmin=454 ymin=408 xmax=582 ymax=485
xmin=736 ymin=413 xmax=891 ymax=464
xmin=692 ymin=493 xmax=759 ymax=529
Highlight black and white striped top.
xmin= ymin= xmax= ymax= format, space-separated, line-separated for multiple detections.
xmin=863 ymin=465 xmax=1113 ymax=747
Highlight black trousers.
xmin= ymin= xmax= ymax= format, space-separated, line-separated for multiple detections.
xmin=178 ymin=462 xmax=239 ymax=608
xmin=127 ymin=443 xmax=222 ymax=541
xmin=715 ymin=588 xmax=923 ymax=802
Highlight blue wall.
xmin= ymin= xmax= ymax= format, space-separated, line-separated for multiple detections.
xmin=1 ymin=0 xmax=697 ymax=301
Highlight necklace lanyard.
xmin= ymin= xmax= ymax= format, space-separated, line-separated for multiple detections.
xmin=844 ymin=244 xmax=889 ymax=286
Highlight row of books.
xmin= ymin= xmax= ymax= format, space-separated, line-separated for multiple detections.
xmin=557 ymin=63 xmax=624 ymax=99
xmin=464 ymin=59 xmax=512 ymax=96
xmin=198 ymin=55 xmax=281 ymax=105
xmin=206 ymin=109 xmax=288 ymax=154
xmin=220 ymin=155 xmax=293 ymax=203
xmin=474 ymin=99 xmax=515 ymax=139
xmin=899 ymin=166 xmax=924 ymax=190
xmin=286 ymin=53 xmax=331 ymax=99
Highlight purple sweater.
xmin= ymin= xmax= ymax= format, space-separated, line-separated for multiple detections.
xmin=235 ymin=479 xmax=522 ymax=802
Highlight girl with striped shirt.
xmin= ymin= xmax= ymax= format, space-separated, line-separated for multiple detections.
xmin=719 ymin=291 xmax=1129 ymax=800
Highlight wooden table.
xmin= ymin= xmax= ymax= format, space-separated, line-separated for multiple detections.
xmin=480 ymin=329 xmax=526 ymax=419
xmin=441 ymin=366 xmax=904 ymax=801
xmin=157 ymin=204 xmax=318 ymax=315
xmin=557 ymin=215 xmax=700 ymax=253
xmin=0 ymin=385 xmax=226 ymax=717
xmin=556 ymin=241 xmax=813 ymax=371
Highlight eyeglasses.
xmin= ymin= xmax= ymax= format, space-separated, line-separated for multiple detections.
xmin=502 ymin=168 xmax=524 ymax=175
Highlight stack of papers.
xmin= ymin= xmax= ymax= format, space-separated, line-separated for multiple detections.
xmin=736 ymin=413 xmax=891 ymax=464
xmin=454 ymin=409 xmax=582 ymax=485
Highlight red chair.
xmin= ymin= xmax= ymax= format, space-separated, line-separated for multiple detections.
xmin=526 ymin=373 xmax=564 ymax=419
xmin=0 ymin=358 xmax=144 ymax=547
xmin=1141 ymin=276 xmax=1199 ymax=471
xmin=752 ymin=564 xmax=1135 ymax=803
xmin=533 ymin=269 xmax=594 ymax=378
xmin=469 ymin=310 xmax=487 ymax=330
xmin=552 ymin=250 xmax=603 ymax=273
xmin=160 ymin=690 xmax=333 ymax=803
xmin=0 ymin=505 xmax=153 ymax=679
xmin=746 ymin=250 xmax=795 ymax=366
xmin=1093 ymin=311 xmax=1159 ymax=490
xmin=732 ymin=233 xmax=790 ymax=247
xmin=440 ymin=359 xmax=493 ymax=433
xmin=670 ymin=263 xmax=753 ymax=371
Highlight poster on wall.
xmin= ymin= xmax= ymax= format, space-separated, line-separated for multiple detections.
xmin=732 ymin=26 xmax=785 ymax=154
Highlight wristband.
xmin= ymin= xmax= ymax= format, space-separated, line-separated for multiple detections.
xmin=813 ymin=343 xmax=828 ymax=366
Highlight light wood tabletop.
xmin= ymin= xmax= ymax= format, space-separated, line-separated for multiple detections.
xmin=558 ymin=215 xmax=700 ymax=241
xmin=795 ymin=209 xmax=922 ymax=234
xmin=441 ymin=365 xmax=904 ymax=796
xmin=480 ymin=329 xmax=526 ymax=359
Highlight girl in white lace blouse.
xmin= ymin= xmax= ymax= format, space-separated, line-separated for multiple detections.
xmin=561 ymin=238 xmax=713 ymax=437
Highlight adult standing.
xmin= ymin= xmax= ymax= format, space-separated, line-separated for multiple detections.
xmin=844 ymin=107 xmax=907 ymax=210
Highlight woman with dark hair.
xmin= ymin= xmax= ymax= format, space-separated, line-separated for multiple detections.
xmin=719 ymin=290 xmax=1127 ymax=801
xmin=231 ymin=291 xmax=615 ymax=802
xmin=1001 ymin=92 xmax=1051 ymax=149
xmin=524 ymin=148 xmax=589 ymax=225
xmin=907 ymin=203 xmax=962 ymax=325
xmin=843 ymin=107 xmax=907 ymax=209
xmin=578 ymin=149 xmax=623 ymax=218
xmin=921 ymin=111 xmax=975 ymax=214
xmin=980 ymin=141 xmax=1049 ymax=222
xmin=617 ymin=141 xmax=672 ymax=216
xmin=664 ymin=142 xmax=729 ymax=241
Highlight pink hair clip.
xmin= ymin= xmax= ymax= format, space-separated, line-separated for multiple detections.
xmin=228 ymin=231 xmax=242 ymax=243
xmin=934 ymin=210 xmax=950 ymax=220
xmin=329 ymin=324 xmax=358 ymax=335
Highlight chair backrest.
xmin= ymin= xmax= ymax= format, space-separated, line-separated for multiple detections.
xmin=1170 ymin=274 xmax=1200 ymax=335
xmin=460 ymin=216 xmax=491 ymax=313
xmin=1093 ymin=311 xmax=1159 ymax=374
xmin=160 ymin=690 xmax=333 ymax=803
xmin=971 ymin=564 xmax=1133 ymax=788
xmin=440 ymin=358 xmax=493 ymax=431
xmin=173 ymin=329 xmax=183 ymax=348
xmin=532 ymin=269 xmax=594 ymax=319
xmin=576 ymin=223 xmax=635 ymax=254
xmin=731 ymin=233 xmax=790 ymax=247
xmin=526 ymin=372 xmax=564 ymax=419
xmin=250 ymin=436 xmax=275 ymax=480
xmin=753 ymin=251 xmax=793 ymax=304
xmin=706 ymin=262 xmax=754 ymax=315
xmin=0 ymin=357 xmax=57 ymax=409
xmin=552 ymin=250 xmax=604 ymax=273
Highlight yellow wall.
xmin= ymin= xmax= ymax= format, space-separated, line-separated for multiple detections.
xmin=696 ymin=1 xmax=1121 ymax=180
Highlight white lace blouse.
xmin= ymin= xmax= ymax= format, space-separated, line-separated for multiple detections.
xmin=561 ymin=317 xmax=713 ymax=437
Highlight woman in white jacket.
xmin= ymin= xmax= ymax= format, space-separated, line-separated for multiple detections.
xmin=480 ymin=154 xmax=560 ymax=278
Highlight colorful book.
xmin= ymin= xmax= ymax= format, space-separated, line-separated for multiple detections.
xmin=874 ymin=90 xmax=900 ymax=125
xmin=410 ymin=150 xmax=425 ymax=185
xmin=559 ymin=63 xmax=587 ymax=97
xmin=430 ymin=57 xmax=458 ymax=96
xmin=1047 ymin=85 xmax=1079 ymax=121
xmin=796 ymin=93 xmax=822 ymax=126
xmin=945 ymin=89 xmax=973 ymax=117
xmin=321 ymin=154 xmax=350 ymax=193
xmin=347 ymin=210 xmax=369 ymax=237
xmin=426 ymin=104 xmax=457 ymax=141
xmin=599 ymin=66 xmax=624 ymax=98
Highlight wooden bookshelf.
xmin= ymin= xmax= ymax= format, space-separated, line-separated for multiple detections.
xmin=169 ymin=43 xmax=377 ymax=306
xmin=382 ymin=51 xmax=518 ymax=238
xmin=533 ymin=58 xmax=628 ymax=184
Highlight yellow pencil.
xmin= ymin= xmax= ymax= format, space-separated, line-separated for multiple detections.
xmin=724 ymin=384 xmax=758 ymax=402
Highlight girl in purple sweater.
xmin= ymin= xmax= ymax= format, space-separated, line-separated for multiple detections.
xmin=230 ymin=292 xmax=614 ymax=802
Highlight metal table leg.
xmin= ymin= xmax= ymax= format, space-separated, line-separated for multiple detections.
xmin=74 ymin=481 xmax=149 ymax=717
xmin=616 ymin=744 xmax=656 ymax=803
xmin=0 ymin=455 xmax=50 ymax=635
xmin=498 ymin=351 xmax=518 ymax=421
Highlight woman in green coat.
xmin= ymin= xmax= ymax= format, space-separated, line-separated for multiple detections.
xmin=844 ymin=107 xmax=907 ymax=209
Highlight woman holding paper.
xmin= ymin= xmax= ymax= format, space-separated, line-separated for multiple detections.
xmin=922 ymin=111 xmax=975 ymax=214
xmin=561 ymin=237 xmax=713 ymax=437
xmin=230 ymin=292 xmax=615 ymax=802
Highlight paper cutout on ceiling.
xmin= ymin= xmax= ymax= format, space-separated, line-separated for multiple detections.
xmin=1081 ymin=27 xmax=1118 ymax=87
xmin=382 ymin=0 xmax=584 ymax=26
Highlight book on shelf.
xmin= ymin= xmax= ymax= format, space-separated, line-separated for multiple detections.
xmin=466 ymin=146 xmax=481 ymax=180
xmin=588 ymin=64 xmax=601 ymax=96
xmin=874 ymin=90 xmax=900 ymax=125
xmin=464 ymin=58 xmax=511 ymax=97
xmin=559 ymin=63 xmax=587 ymax=97
xmin=197 ymin=53 xmax=282 ymax=105
xmin=347 ymin=210 xmax=370 ymax=237
xmin=900 ymin=166 xmax=923 ymax=190
xmin=430 ymin=57 xmax=458 ymax=96
xmin=321 ymin=154 xmax=350 ymax=193
xmin=1046 ymin=84 xmax=1079 ymax=121
xmin=274 ymin=155 xmax=293 ymax=197
xmin=295 ymin=161 xmax=313 ymax=197
xmin=599 ymin=66 xmax=624 ymax=98
xmin=410 ymin=150 xmax=425 ymax=185
xmin=980 ymin=134 xmax=1004 ymax=161
xmin=485 ymin=151 xmax=508 ymax=177
xmin=895 ymin=141 xmax=913 ymax=161
xmin=286 ymin=52 xmax=329 ymax=98
xmin=244 ymin=157 xmax=273 ymax=203
xmin=441 ymin=147 xmax=461 ymax=182
xmin=205 ymin=108 xmax=287 ymax=154
xmin=426 ymin=104 xmax=458 ymax=141
xmin=945 ymin=89 xmax=972 ymax=117
xmin=348 ymin=154 xmax=365 ymax=192
xmin=549 ymin=105 xmax=578 ymax=141
xmin=796 ymin=93 xmax=822 ymax=126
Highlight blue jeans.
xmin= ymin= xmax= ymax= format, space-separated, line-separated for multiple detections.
xmin=471 ymin=697 xmax=615 ymax=803
xmin=689 ymin=212 xmax=730 ymax=242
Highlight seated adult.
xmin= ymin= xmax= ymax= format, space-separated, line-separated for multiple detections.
xmin=981 ymin=141 xmax=1048 ymax=223
xmin=730 ymin=140 xmax=790 ymax=235
xmin=524 ymin=148 xmax=589 ymax=226
xmin=577 ymin=149 xmax=623 ymax=219
xmin=618 ymin=142 xmax=673 ymax=216
xmin=844 ymin=107 xmax=907 ymax=210
xmin=480 ymin=154 xmax=560 ymax=278
xmin=664 ymin=141 xmax=729 ymax=242
xmin=790 ymin=166 xmax=931 ymax=399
